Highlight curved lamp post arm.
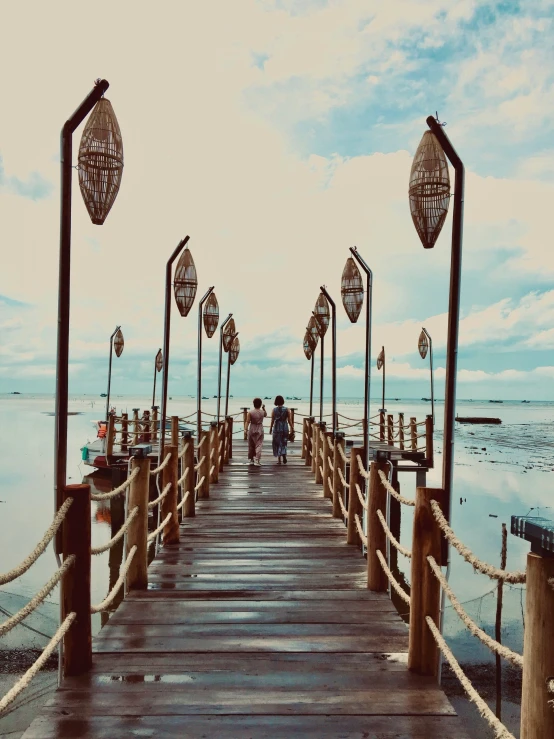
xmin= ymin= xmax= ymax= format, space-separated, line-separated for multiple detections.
xmin=225 ymin=332 xmax=239 ymax=417
xmin=421 ymin=327 xmax=434 ymax=425
xmin=105 ymin=325 xmax=121 ymax=422
xmin=320 ymin=287 xmax=336 ymax=436
xmin=217 ymin=314 xmax=233 ymax=422
xmin=197 ymin=287 xmax=215 ymax=442
xmin=312 ymin=311 xmax=325 ymax=424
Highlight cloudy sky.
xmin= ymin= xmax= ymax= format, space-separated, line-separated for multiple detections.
xmin=1 ymin=0 xmax=554 ymax=400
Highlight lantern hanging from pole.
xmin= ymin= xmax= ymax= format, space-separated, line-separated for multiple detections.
xmin=223 ymin=318 xmax=236 ymax=352
xmin=306 ymin=315 xmax=319 ymax=351
xmin=377 ymin=347 xmax=385 ymax=370
xmin=114 ymin=328 xmax=124 ymax=357
xmin=314 ymin=293 xmax=330 ymax=337
xmin=173 ymin=247 xmax=198 ymax=317
xmin=418 ymin=330 xmax=429 ymax=359
xmin=341 ymin=257 xmax=364 ymax=323
xmin=303 ymin=332 xmax=313 ymax=360
xmin=155 ymin=349 xmax=163 ymax=372
xmin=78 ymin=98 xmax=124 ymax=225
xmin=230 ymin=336 xmax=240 ymax=365
xmin=409 ymin=130 xmax=451 ymax=249
xmin=203 ymin=292 xmax=219 ymax=338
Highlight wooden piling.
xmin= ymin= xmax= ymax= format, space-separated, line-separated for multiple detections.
xmin=387 ymin=414 xmax=394 ymax=446
xmin=379 ymin=410 xmax=385 ymax=441
xmin=311 ymin=422 xmax=318 ymax=475
xmin=367 ymin=461 xmax=389 ymax=591
xmin=305 ymin=417 xmax=314 ymax=468
xmin=132 ymin=408 xmax=140 ymax=445
xmin=410 ymin=417 xmax=417 ymax=451
xmin=106 ymin=414 xmax=115 ymax=457
xmin=152 ymin=406 xmax=158 ymax=443
xmin=121 ymin=412 xmax=128 ymax=452
xmin=346 ymin=446 xmax=364 ymax=546
xmin=425 ymin=415 xmax=434 ymax=468
xmin=226 ymin=416 xmax=233 ymax=462
xmin=301 ymin=418 xmax=308 ymax=460
xmin=62 ymin=484 xmax=91 ymax=676
xmin=161 ymin=443 xmax=179 ymax=545
xmin=171 ymin=415 xmax=179 ymax=447
xmin=398 ymin=413 xmax=404 ymax=451
xmin=126 ymin=457 xmax=150 ymax=590
xmin=322 ymin=432 xmax=332 ymax=500
xmin=332 ymin=433 xmax=345 ymax=519
xmin=197 ymin=430 xmax=210 ymax=499
xmin=209 ymin=422 xmax=219 ymax=484
xmin=315 ymin=423 xmax=325 ymax=485
xmin=182 ymin=433 xmax=195 ymax=517
xmin=408 ymin=486 xmax=446 ymax=676
xmin=520 ymin=551 xmax=554 ymax=739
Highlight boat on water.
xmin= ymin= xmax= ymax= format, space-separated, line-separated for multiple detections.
xmin=456 ymin=416 xmax=502 ymax=425
xmin=489 ymin=400 xmax=503 ymax=403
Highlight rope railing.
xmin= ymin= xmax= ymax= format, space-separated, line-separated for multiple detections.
xmin=355 ymin=483 xmax=368 ymax=511
xmin=356 ymin=455 xmax=370 ymax=480
xmin=327 ymin=476 xmax=334 ymax=499
xmin=195 ymin=456 xmax=206 ymax=471
xmin=327 ymin=456 xmax=334 ymax=472
xmin=194 ymin=476 xmax=206 ymax=492
xmin=430 ymin=500 xmax=526 ymax=583
xmin=338 ymin=492 xmax=348 ymax=518
xmin=338 ymin=467 xmax=349 ymax=489
xmin=91 ymin=508 xmax=138 ymax=555
xmin=148 ymin=483 xmax=171 ymax=510
xmin=197 ymin=435 xmax=207 ymax=450
xmin=337 ymin=444 xmax=348 ymax=464
xmin=91 ymin=467 xmax=140 ymax=502
xmin=210 ymin=464 xmax=215 ymax=476
xmin=147 ymin=515 xmax=172 ymax=544
xmin=178 ymin=467 xmax=189 ymax=486
xmin=354 ymin=514 xmax=368 ymax=546
xmin=91 ymin=546 xmax=137 ymax=613
xmin=150 ymin=453 xmax=172 ymax=476
xmin=0 ymin=497 xmax=73 ymax=585
xmin=376 ymin=550 xmax=410 ymax=605
xmin=319 ymin=465 xmax=324 ymax=479
xmin=178 ymin=442 xmax=190 ymax=459
xmin=176 ymin=491 xmax=191 ymax=512
xmin=378 ymin=469 xmax=415 ymax=506
xmin=376 ymin=510 xmax=411 ymax=558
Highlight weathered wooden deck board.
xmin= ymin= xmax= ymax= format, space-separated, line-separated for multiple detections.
xmin=22 ymin=440 xmax=469 ymax=738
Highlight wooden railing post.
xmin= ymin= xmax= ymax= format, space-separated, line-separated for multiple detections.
xmin=121 ymin=412 xmax=128 ymax=452
xmin=410 ymin=417 xmax=417 ymax=451
xmin=242 ymin=407 xmax=248 ymax=440
xmin=106 ymin=414 xmax=115 ymax=457
xmin=151 ymin=406 xmax=159 ymax=443
xmin=520 ymin=552 xmax=554 ymax=739
xmin=408 ymin=486 xmax=446 ymax=676
xmin=398 ymin=413 xmax=404 ymax=451
xmin=209 ymin=421 xmax=219 ymax=484
xmin=425 ymin=415 xmax=434 ymax=468
xmin=347 ymin=446 xmax=364 ymax=546
xmin=198 ymin=430 xmax=210 ymax=499
xmin=311 ymin=421 xmax=318 ymax=475
xmin=301 ymin=418 xmax=308 ymax=460
xmin=305 ymin=417 xmax=314 ymax=468
xmin=387 ymin=414 xmax=394 ymax=446
xmin=379 ymin=410 xmax=385 ymax=441
xmin=162 ymin=444 xmax=179 ymax=545
xmin=290 ymin=408 xmax=296 ymax=440
xmin=332 ymin=433 xmax=345 ymax=519
xmin=367 ymin=461 xmax=389 ymax=591
xmin=182 ymin=432 xmax=195 ymax=517
xmin=322 ymin=432 xmax=332 ymax=500
xmin=171 ymin=415 xmax=179 ymax=447
xmin=226 ymin=416 xmax=233 ymax=462
xmin=132 ymin=408 xmax=140 ymax=445
xmin=315 ymin=423 xmax=325 ymax=485
xmin=62 ymin=484 xmax=91 ymax=676
xmin=126 ymin=456 xmax=150 ymax=589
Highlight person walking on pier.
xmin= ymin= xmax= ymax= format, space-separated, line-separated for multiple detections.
xmin=269 ymin=395 xmax=292 ymax=464
xmin=246 ymin=398 xmax=267 ymax=466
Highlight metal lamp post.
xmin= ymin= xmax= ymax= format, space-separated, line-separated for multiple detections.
xmin=319 ymin=287 xmax=336 ymax=435
xmin=303 ymin=325 xmax=318 ymax=417
xmin=54 ymin=79 xmax=123 ymax=551
xmin=152 ymin=349 xmax=163 ymax=409
xmin=197 ymin=288 xmax=218 ymax=440
xmin=217 ymin=314 xmax=233 ymax=422
xmin=409 ymin=115 xmax=464 ymax=538
xmin=313 ymin=293 xmax=330 ymax=425
xmin=105 ymin=326 xmax=124 ymax=421
xmin=225 ymin=334 xmax=240 ymax=416
xmin=418 ymin=328 xmax=434 ymax=424
xmin=377 ymin=346 xmax=386 ymax=414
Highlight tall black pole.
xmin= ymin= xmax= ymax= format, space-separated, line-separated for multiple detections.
xmin=159 ymin=236 xmax=190 ymax=462
xmin=152 ymin=350 xmax=161 ymax=409
xmin=217 ymin=314 xmax=233 ymax=423
xmin=426 ymin=115 xmax=464 ymax=538
xmin=105 ymin=326 xmax=120 ymax=422
xmin=225 ymin=332 xmax=238 ymax=417
xmin=309 ymin=351 xmax=314 ymax=417
xmin=197 ymin=287 xmax=214 ymax=442
xmin=320 ymin=287 xmax=336 ymax=436
xmin=381 ymin=347 xmax=386 ymax=412
xmin=422 ymin=327 xmax=434 ymax=425
xmin=54 ymin=79 xmax=109 ymax=553
xmin=350 ymin=247 xmax=373 ymax=472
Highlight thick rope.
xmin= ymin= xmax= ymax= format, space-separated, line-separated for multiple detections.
xmin=327 ymin=476 xmax=334 ymax=498
xmin=338 ymin=493 xmax=348 ymax=518
xmin=91 ymin=546 xmax=137 ymax=613
xmin=337 ymin=467 xmax=349 ymax=489
xmin=150 ymin=453 xmax=171 ymax=477
xmin=376 ymin=550 xmax=411 ymax=605
xmin=376 ymin=510 xmax=411 ymax=558
xmin=178 ymin=467 xmax=189 ymax=486
xmin=354 ymin=514 xmax=368 ymax=546
xmin=327 ymin=456 xmax=334 ymax=472
xmin=0 ymin=556 xmax=75 ymax=637
xmin=427 ymin=556 xmax=523 ymax=668
xmin=319 ymin=448 xmax=324 ymax=460
xmin=197 ymin=435 xmax=207 ymax=450
xmin=209 ymin=464 xmax=215 ymax=476
xmin=355 ymin=483 xmax=368 ymax=511
xmin=337 ymin=444 xmax=348 ymax=463
xmin=147 ymin=515 xmax=172 ymax=544
xmin=194 ymin=456 xmax=206 ymax=471
xmin=318 ymin=465 xmax=324 ymax=480
xmin=378 ymin=469 xmax=415 ymax=506
xmin=176 ymin=491 xmax=191 ymax=512
xmin=178 ymin=442 xmax=190 ymax=459
xmin=0 ymin=498 xmax=73 ymax=585
xmin=0 ymin=612 xmax=76 ymax=716
xmin=430 ymin=500 xmax=526 ymax=583
xmin=91 ymin=467 xmax=140 ymax=501
xmin=425 ymin=616 xmax=515 ymax=739
xmin=91 ymin=508 xmax=138 ymax=555
xmin=148 ymin=483 xmax=171 ymax=510
xmin=194 ymin=476 xmax=206 ymax=492
xmin=356 ymin=455 xmax=370 ymax=480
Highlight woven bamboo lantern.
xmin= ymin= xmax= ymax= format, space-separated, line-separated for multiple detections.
xmin=155 ymin=349 xmax=163 ymax=372
xmin=230 ymin=336 xmax=240 ymax=365
xmin=314 ymin=293 xmax=330 ymax=337
xmin=223 ymin=318 xmax=236 ymax=352
xmin=306 ymin=315 xmax=319 ymax=351
xmin=418 ymin=330 xmax=429 ymax=359
xmin=341 ymin=257 xmax=364 ymax=323
xmin=173 ymin=247 xmax=198 ymax=317
xmin=409 ymin=131 xmax=450 ymax=249
xmin=203 ymin=292 xmax=219 ymax=338
xmin=376 ymin=347 xmax=385 ymax=370
xmin=303 ymin=333 xmax=313 ymax=360
xmin=114 ymin=328 xmax=124 ymax=357
xmin=78 ymin=98 xmax=124 ymax=225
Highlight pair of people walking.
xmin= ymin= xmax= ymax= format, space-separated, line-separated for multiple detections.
xmin=245 ymin=395 xmax=293 ymax=465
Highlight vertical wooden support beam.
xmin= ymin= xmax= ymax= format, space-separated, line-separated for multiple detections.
xmin=132 ymin=408 xmax=140 ymax=445
xmin=408 ymin=486 xmax=446 ymax=676
xmin=367 ymin=461 xmax=389 ymax=591
xmin=182 ymin=433 xmax=195 ymax=517
xmin=121 ymin=412 xmax=128 ymax=452
xmin=387 ymin=414 xmax=394 ymax=446
xmin=126 ymin=456 xmax=150 ymax=589
xmin=301 ymin=418 xmax=308 ymax=460
xmin=290 ymin=408 xmax=296 ymax=440
xmin=227 ymin=416 xmax=233 ymax=459
xmin=162 ymin=444 xmax=179 ymax=545
xmin=305 ymin=418 xmax=314 ymax=468
xmin=171 ymin=415 xmax=179 ymax=447
xmin=311 ymin=422 xmax=318 ymax=475
xmin=347 ymin=446 xmax=364 ymax=546
xmin=218 ymin=421 xmax=225 ymax=471
xmin=398 ymin=413 xmax=404 ymax=451
xmin=332 ymin=433 xmax=345 ymax=519
xmin=315 ymin=423 xmax=325 ymax=485
xmin=197 ymin=430 xmax=210 ymax=499
xmin=425 ymin=415 xmax=434 ymax=468
xmin=322 ymin=432 xmax=332 ymax=499
xmin=209 ymin=421 xmax=219 ymax=484
xmin=410 ymin=417 xmax=417 ymax=451
xmin=379 ymin=410 xmax=385 ymax=441
xmin=520 ymin=552 xmax=554 ymax=739
xmin=106 ymin=414 xmax=115 ymax=457
xmin=152 ymin=406 xmax=159 ymax=443
xmin=62 ymin=484 xmax=91 ymax=676
xmin=242 ymin=407 xmax=248 ymax=440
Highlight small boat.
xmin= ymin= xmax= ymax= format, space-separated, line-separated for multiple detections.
xmin=421 ymin=397 xmax=431 ymax=401
xmin=522 ymin=400 xmax=530 ymax=403
xmin=456 ymin=416 xmax=502 ymax=425
xmin=489 ymin=400 xmax=503 ymax=403
xmin=202 ymin=396 xmax=209 ymax=400
xmin=100 ymin=393 xmax=107 ymax=397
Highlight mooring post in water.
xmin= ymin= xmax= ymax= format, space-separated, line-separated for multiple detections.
xmin=127 ymin=457 xmax=150 ymax=590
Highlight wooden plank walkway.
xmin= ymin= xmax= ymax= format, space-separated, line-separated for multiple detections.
xmin=23 ymin=441 xmax=469 ymax=738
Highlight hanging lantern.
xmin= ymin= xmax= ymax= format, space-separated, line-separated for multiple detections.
xmin=155 ymin=349 xmax=163 ymax=372
xmin=306 ymin=315 xmax=319 ymax=351
xmin=418 ymin=330 xmax=429 ymax=359
xmin=223 ymin=318 xmax=236 ymax=352
xmin=409 ymin=130 xmax=450 ymax=249
xmin=203 ymin=292 xmax=219 ymax=338
xmin=173 ymin=247 xmax=198 ymax=317
xmin=78 ymin=98 xmax=124 ymax=225
xmin=341 ymin=257 xmax=364 ymax=323
xmin=377 ymin=347 xmax=385 ymax=370
xmin=303 ymin=332 xmax=313 ymax=360
xmin=114 ymin=328 xmax=124 ymax=357
xmin=230 ymin=336 xmax=240 ymax=365
xmin=314 ymin=293 xmax=330 ymax=337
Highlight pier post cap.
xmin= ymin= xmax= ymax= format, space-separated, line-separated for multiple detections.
xmin=210 ymin=421 xmax=218 ymax=428
xmin=182 ymin=430 xmax=193 ymax=438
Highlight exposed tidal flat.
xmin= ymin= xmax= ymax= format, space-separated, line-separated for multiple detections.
xmin=1 ymin=393 xmax=553 ymax=737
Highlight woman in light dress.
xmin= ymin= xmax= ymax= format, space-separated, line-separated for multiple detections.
xmin=245 ymin=398 xmax=267 ymax=465
xmin=269 ymin=395 xmax=292 ymax=464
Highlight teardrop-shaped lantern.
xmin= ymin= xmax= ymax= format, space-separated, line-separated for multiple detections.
xmin=376 ymin=347 xmax=385 ymax=371
xmin=230 ymin=336 xmax=240 ymax=366
xmin=341 ymin=257 xmax=364 ymax=323
xmin=314 ymin=293 xmax=330 ymax=337
xmin=203 ymin=293 xmax=219 ymax=338
xmin=78 ymin=98 xmax=124 ymax=225
xmin=223 ymin=318 xmax=236 ymax=352
xmin=306 ymin=315 xmax=319 ymax=351
xmin=303 ymin=332 xmax=313 ymax=360
xmin=418 ymin=330 xmax=428 ymax=359
xmin=409 ymin=130 xmax=450 ymax=249
xmin=174 ymin=247 xmax=198 ymax=317
xmin=114 ymin=328 xmax=124 ymax=357
xmin=155 ymin=349 xmax=163 ymax=372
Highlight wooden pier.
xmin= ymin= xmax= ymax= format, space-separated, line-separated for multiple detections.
xmin=22 ymin=439 xmax=468 ymax=739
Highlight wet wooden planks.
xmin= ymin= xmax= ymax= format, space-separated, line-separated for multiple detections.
xmin=22 ymin=441 xmax=469 ymax=738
